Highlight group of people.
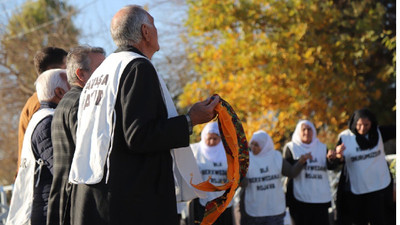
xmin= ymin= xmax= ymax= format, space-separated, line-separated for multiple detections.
xmin=5 ymin=4 xmax=395 ymax=225
xmin=8 ymin=4 xmax=219 ymax=225
xmin=187 ymin=114 xmax=394 ymax=225
xmin=9 ymin=45 xmax=107 ymax=225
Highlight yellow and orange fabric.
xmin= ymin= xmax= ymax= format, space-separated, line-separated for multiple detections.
xmin=191 ymin=96 xmax=249 ymax=225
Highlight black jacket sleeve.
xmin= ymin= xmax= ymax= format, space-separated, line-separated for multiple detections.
xmin=281 ymin=158 xmax=305 ymax=178
xmin=379 ymin=125 xmax=395 ymax=142
xmin=115 ymin=58 xmax=190 ymax=153
xmin=283 ymin=144 xmax=296 ymax=165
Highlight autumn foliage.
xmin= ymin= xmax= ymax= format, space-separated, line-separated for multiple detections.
xmin=0 ymin=0 xmax=79 ymax=185
xmin=178 ymin=0 xmax=395 ymax=148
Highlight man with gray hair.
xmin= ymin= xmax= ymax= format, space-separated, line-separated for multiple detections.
xmin=47 ymin=46 xmax=105 ymax=225
xmin=17 ymin=47 xmax=68 ymax=174
xmin=68 ymin=5 xmax=219 ymax=225
xmin=7 ymin=69 xmax=70 ymax=225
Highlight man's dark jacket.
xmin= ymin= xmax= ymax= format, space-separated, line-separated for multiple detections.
xmin=47 ymin=86 xmax=82 ymax=225
xmin=31 ymin=102 xmax=56 ymax=225
xmin=69 ymin=46 xmax=190 ymax=225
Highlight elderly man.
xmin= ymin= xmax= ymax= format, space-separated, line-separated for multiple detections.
xmin=68 ymin=5 xmax=219 ymax=225
xmin=7 ymin=69 xmax=70 ymax=225
xmin=47 ymin=46 xmax=106 ymax=225
xmin=17 ymin=47 xmax=68 ymax=172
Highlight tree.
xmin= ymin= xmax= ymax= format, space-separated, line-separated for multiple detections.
xmin=365 ymin=0 xmax=396 ymax=125
xmin=0 ymin=0 xmax=79 ymax=185
xmin=148 ymin=0 xmax=196 ymax=113
xmin=178 ymin=0 xmax=395 ymax=148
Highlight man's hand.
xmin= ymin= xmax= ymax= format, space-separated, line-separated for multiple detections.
xmin=187 ymin=95 xmax=220 ymax=126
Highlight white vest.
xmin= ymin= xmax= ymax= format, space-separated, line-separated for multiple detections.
xmin=245 ymin=150 xmax=285 ymax=217
xmin=191 ymin=143 xmax=232 ymax=207
xmin=288 ymin=141 xmax=331 ymax=203
xmin=6 ymin=108 xmax=54 ymax=225
xmin=69 ymin=51 xmax=205 ymax=201
xmin=340 ymin=129 xmax=390 ymax=194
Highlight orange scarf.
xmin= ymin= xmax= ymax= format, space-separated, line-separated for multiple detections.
xmin=191 ymin=97 xmax=249 ymax=225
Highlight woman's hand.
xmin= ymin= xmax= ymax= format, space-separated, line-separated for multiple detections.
xmin=335 ymin=143 xmax=346 ymax=160
xmin=327 ymin=149 xmax=336 ymax=160
xmin=299 ymin=152 xmax=312 ymax=164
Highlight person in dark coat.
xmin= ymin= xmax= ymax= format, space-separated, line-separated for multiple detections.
xmin=67 ymin=5 xmax=219 ymax=225
xmin=47 ymin=46 xmax=105 ymax=225
xmin=7 ymin=69 xmax=70 ymax=225
xmin=335 ymin=108 xmax=395 ymax=225
xmin=31 ymin=69 xmax=70 ymax=225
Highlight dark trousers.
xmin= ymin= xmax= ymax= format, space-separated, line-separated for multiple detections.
xmin=338 ymin=189 xmax=388 ymax=225
xmin=289 ymin=202 xmax=330 ymax=225
xmin=192 ymin=198 xmax=233 ymax=225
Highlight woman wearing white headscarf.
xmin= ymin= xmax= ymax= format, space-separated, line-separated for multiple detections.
xmin=190 ymin=121 xmax=233 ymax=225
xmin=241 ymin=130 xmax=311 ymax=225
xmin=283 ymin=120 xmax=336 ymax=225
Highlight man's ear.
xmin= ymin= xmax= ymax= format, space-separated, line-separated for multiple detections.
xmin=141 ymin=24 xmax=150 ymax=41
xmin=76 ymin=68 xmax=85 ymax=82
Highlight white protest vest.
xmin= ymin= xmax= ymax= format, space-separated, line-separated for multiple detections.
xmin=340 ymin=129 xmax=390 ymax=194
xmin=245 ymin=150 xmax=285 ymax=217
xmin=69 ymin=51 xmax=205 ymax=201
xmin=288 ymin=141 xmax=331 ymax=203
xmin=6 ymin=108 xmax=54 ymax=225
xmin=191 ymin=143 xmax=232 ymax=207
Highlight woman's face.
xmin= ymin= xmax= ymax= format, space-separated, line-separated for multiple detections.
xmin=300 ymin=124 xmax=313 ymax=144
xmin=356 ymin=117 xmax=371 ymax=135
xmin=250 ymin=141 xmax=262 ymax=155
xmin=205 ymin=133 xmax=221 ymax=147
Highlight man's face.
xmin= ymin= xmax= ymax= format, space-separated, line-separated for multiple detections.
xmin=81 ymin=52 xmax=105 ymax=84
xmin=146 ymin=14 xmax=160 ymax=53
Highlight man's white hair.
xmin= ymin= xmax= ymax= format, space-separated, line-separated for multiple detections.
xmin=110 ymin=5 xmax=152 ymax=47
xmin=35 ymin=69 xmax=68 ymax=102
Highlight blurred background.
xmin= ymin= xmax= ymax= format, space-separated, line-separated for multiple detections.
xmin=0 ymin=0 xmax=395 ymax=188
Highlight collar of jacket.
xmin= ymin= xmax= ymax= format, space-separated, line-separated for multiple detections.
xmin=115 ymin=46 xmax=147 ymax=58
xmin=39 ymin=101 xmax=57 ymax=110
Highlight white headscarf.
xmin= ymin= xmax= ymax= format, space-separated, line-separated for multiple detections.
xmin=292 ymin=120 xmax=319 ymax=149
xmin=199 ymin=122 xmax=226 ymax=162
xmin=250 ymin=130 xmax=275 ymax=157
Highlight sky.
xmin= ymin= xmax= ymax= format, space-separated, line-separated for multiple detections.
xmin=1 ymin=0 xmax=187 ymax=57
xmin=67 ymin=0 xmax=180 ymax=55
xmin=68 ymin=0 xmax=187 ymax=59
